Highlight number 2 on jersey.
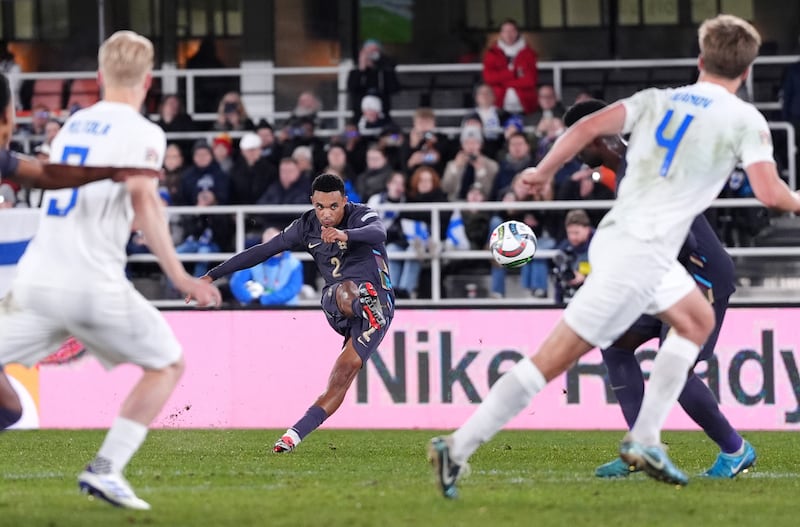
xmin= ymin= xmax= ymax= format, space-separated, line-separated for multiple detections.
xmin=46 ymin=145 xmax=90 ymax=217
xmin=655 ymin=110 xmax=694 ymax=177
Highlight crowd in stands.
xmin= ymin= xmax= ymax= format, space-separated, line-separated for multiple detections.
xmin=1 ymin=19 xmax=795 ymax=304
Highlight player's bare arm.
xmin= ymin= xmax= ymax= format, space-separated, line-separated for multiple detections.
xmin=3 ymin=150 xmax=161 ymax=190
xmin=127 ymin=175 xmax=220 ymax=307
xmin=530 ymin=103 xmax=628 ymax=191
xmin=745 ymin=160 xmax=800 ymax=213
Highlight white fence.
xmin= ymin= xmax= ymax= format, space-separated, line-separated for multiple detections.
xmin=117 ymin=199 xmax=800 ymax=307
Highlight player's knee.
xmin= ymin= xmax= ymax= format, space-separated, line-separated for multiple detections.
xmin=335 ymin=280 xmax=359 ymax=316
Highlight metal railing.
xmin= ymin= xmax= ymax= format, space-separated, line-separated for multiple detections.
xmin=117 ymin=198 xmax=800 ymax=307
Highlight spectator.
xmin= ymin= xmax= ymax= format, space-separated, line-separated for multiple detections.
xmin=398 ymin=165 xmax=451 ymax=298
xmin=155 ymin=94 xmax=195 ymax=133
xmin=162 ymin=143 xmax=186 ymax=206
xmin=176 ymin=189 xmax=234 ymax=277
xmin=43 ymin=119 xmax=61 ymax=147
xmin=529 ymin=84 xmax=566 ymax=137
xmin=213 ymin=91 xmax=254 ymax=132
xmin=482 ymin=19 xmax=538 ymax=115
xmin=491 ymin=132 xmax=533 ymax=200
xmin=782 ymin=56 xmax=800 ymax=172
xmin=292 ymin=145 xmax=314 ymax=178
xmin=442 ymin=126 xmax=499 ymax=201
xmin=324 ymin=143 xmax=359 ymax=202
xmin=356 ymin=144 xmax=393 ymax=202
xmin=473 ymin=84 xmax=508 ymax=154
xmin=255 ymin=119 xmax=281 ymax=166
xmin=404 ymin=107 xmax=450 ymax=175
xmin=347 ymin=39 xmax=400 ymax=122
xmin=229 ymin=227 xmax=304 ymax=306
xmin=212 ymin=133 xmax=234 ymax=174
xmin=230 ymin=132 xmax=276 ymax=205
xmin=357 ymin=95 xmax=393 ymax=136
xmin=553 ymin=209 xmax=594 ymax=304
xmin=257 ymin=157 xmax=311 ymax=229
xmin=0 ymin=41 xmax=21 ymax=110
xmin=155 ymin=94 xmax=195 ymax=156
xmin=180 ymin=140 xmax=231 ymax=205
xmin=290 ymin=90 xmax=332 ymax=129
xmin=490 ymin=172 xmax=555 ymax=298
xmin=367 ymin=171 xmax=411 ymax=295
xmin=377 ymin=123 xmax=406 ymax=171
xmin=279 ymin=115 xmax=326 ymax=171
xmin=186 ymin=36 xmax=236 ymax=113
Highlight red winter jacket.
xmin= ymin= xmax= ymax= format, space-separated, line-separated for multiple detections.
xmin=482 ymin=42 xmax=539 ymax=114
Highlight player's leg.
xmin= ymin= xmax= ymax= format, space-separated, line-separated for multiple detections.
xmin=70 ymin=285 xmax=184 ymax=510
xmin=430 ymin=225 xmax=657 ymax=497
xmin=275 ymin=340 xmax=364 ymax=453
xmin=594 ymin=326 xmax=656 ymax=478
xmin=274 ymin=281 xmax=392 ymax=452
xmin=0 ymin=370 xmax=23 ymax=428
xmin=676 ymin=297 xmax=755 ymax=477
xmin=622 ymin=268 xmax=713 ymax=485
xmin=430 ymin=320 xmax=593 ymax=498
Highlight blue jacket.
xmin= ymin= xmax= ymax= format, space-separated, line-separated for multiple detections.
xmin=229 ymin=252 xmax=303 ymax=305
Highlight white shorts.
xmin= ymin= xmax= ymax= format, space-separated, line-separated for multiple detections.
xmin=563 ymin=222 xmax=696 ymax=349
xmin=0 ymin=281 xmax=181 ymax=370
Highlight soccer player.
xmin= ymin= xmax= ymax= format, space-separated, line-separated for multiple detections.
xmin=429 ymin=14 xmax=800 ymax=497
xmin=191 ymin=172 xmax=394 ymax=453
xmin=0 ymin=31 xmax=221 ymax=510
xmin=561 ymin=99 xmax=755 ymax=479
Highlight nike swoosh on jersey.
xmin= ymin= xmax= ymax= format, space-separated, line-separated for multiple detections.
xmin=308 ymin=242 xmax=322 ymax=249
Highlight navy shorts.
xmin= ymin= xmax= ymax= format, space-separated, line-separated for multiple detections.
xmin=625 ymin=294 xmax=729 ymax=363
xmin=321 ymin=284 xmax=394 ymax=363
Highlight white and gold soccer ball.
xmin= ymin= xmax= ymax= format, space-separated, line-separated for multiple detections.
xmin=489 ymin=220 xmax=537 ymax=268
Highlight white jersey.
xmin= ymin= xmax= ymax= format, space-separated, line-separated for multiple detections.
xmin=604 ymin=81 xmax=774 ymax=244
xmin=15 ymin=101 xmax=165 ymax=288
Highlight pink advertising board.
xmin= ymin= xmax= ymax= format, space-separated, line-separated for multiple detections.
xmin=31 ymin=308 xmax=800 ymax=430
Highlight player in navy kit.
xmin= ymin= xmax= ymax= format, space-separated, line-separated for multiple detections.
xmin=195 ymin=173 xmax=394 ymax=452
xmin=562 ymin=99 xmax=756 ymax=479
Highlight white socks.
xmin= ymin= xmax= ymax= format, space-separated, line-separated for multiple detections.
xmin=631 ymin=334 xmax=700 ymax=446
xmin=96 ymin=417 xmax=148 ymax=473
xmin=450 ymin=358 xmax=546 ymax=464
xmin=284 ymin=428 xmax=301 ymax=445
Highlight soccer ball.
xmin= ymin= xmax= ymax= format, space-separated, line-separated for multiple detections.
xmin=489 ymin=220 xmax=537 ymax=268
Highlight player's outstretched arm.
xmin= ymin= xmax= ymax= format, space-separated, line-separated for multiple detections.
xmin=127 ymin=175 xmax=221 ymax=307
xmin=10 ymin=152 xmax=161 ymax=189
xmin=746 ymin=161 xmax=800 ymax=213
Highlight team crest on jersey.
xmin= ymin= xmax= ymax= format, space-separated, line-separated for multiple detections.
xmin=145 ymin=147 xmax=159 ymax=164
xmin=336 ymin=240 xmax=348 ymax=251
xmin=759 ymin=130 xmax=772 ymax=146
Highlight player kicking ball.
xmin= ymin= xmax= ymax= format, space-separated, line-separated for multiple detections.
xmin=0 ymin=31 xmax=221 ymax=511
xmin=429 ymin=14 xmax=800 ymax=498
xmin=191 ymin=173 xmax=394 ymax=453
xmin=560 ymin=100 xmax=755 ymax=479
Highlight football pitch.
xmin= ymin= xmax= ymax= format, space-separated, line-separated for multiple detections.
xmin=1 ymin=429 xmax=797 ymax=527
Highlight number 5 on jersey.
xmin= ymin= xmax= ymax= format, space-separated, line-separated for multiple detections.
xmin=46 ymin=145 xmax=90 ymax=217
xmin=655 ymin=110 xmax=694 ymax=177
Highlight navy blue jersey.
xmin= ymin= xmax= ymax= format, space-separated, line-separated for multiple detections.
xmin=678 ymin=214 xmax=736 ymax=301
xmin=282 ymin=202 xmax=393 ymax=296
xmin=209 ymin=202 xmax=393 ymax=299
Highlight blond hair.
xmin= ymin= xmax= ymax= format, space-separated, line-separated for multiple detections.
xmin=698 ymin=14 xmax=761 ymax=79
xmin=98 ymin=30 xmax=154 ymax=88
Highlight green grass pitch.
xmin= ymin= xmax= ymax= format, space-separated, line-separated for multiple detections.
xmin=1 ymin=429 xmax=798 ymax=527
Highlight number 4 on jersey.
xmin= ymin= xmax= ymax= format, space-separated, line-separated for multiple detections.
xmin=46 ymin=145 xmax=90 ymax=217
xmin=655 ymin=110 xmax=694 ymax=177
